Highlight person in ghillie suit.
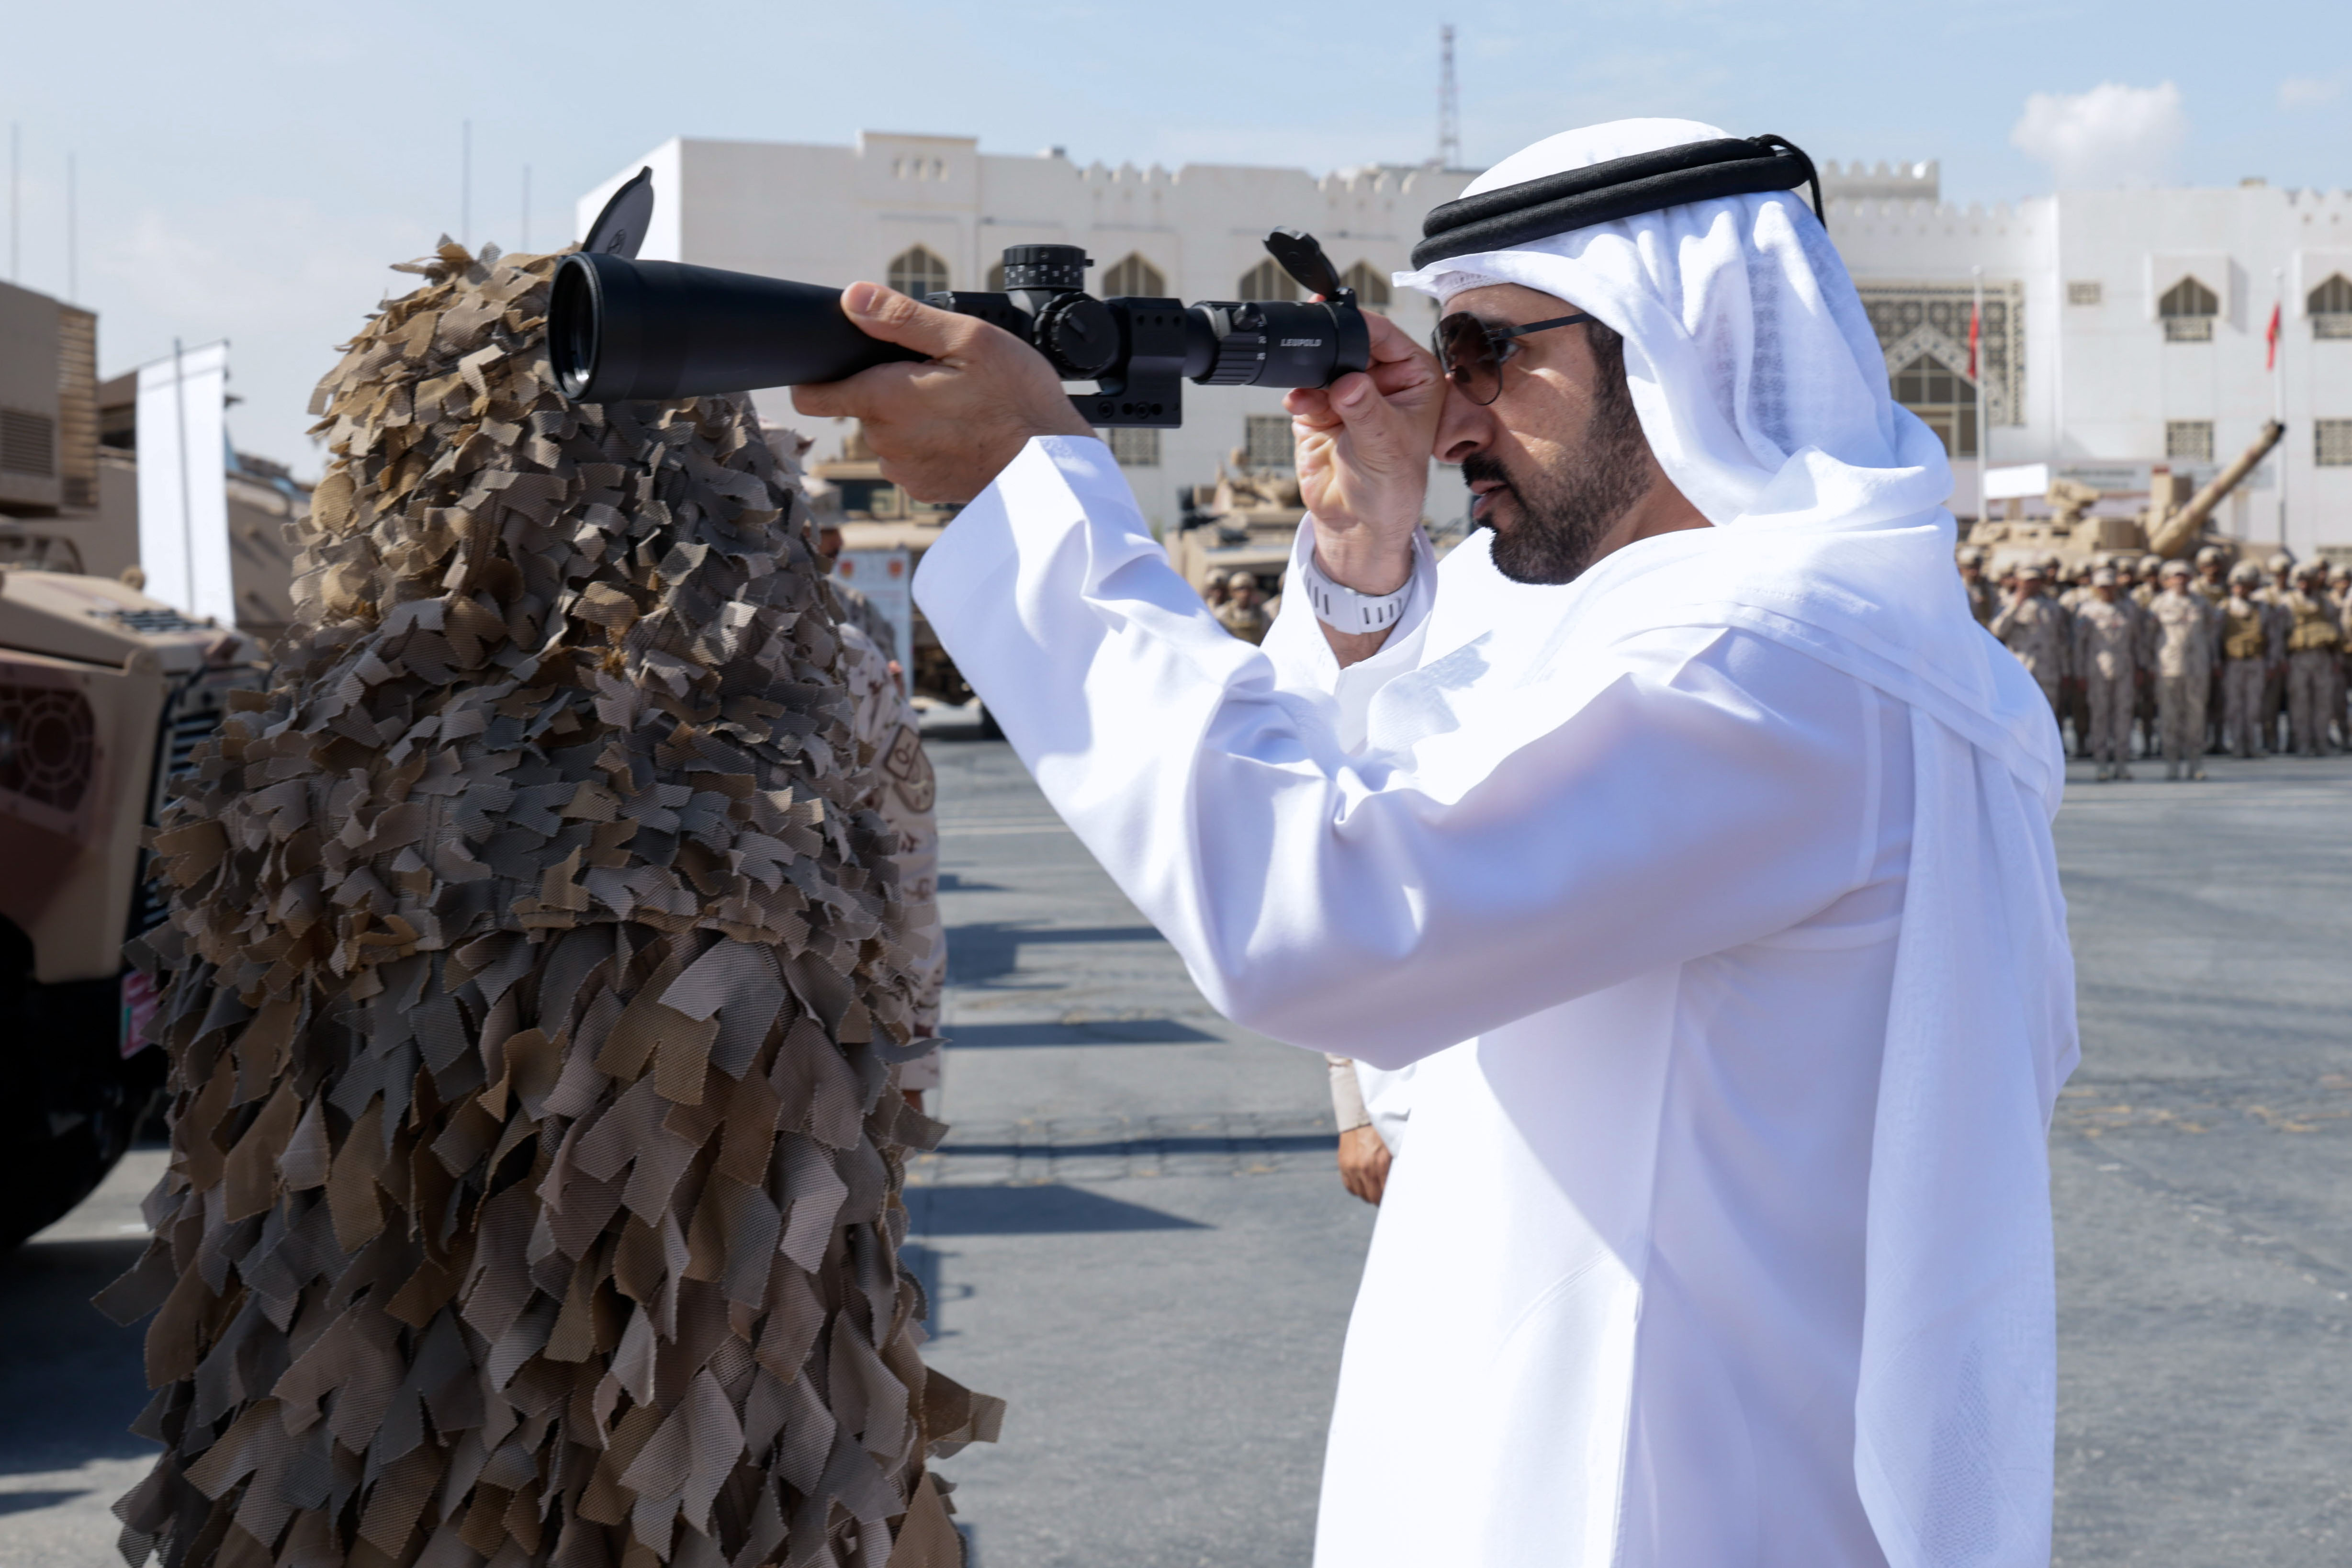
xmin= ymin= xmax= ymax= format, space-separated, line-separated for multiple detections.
xmin=99 ymin=239 xmax=995 ymax=1568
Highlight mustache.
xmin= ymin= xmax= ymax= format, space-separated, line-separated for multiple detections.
xmin=1461 ymin=452 xmax=1516 ymax=528
xmin=1460 ymin=451 xmax=1514 ymax=491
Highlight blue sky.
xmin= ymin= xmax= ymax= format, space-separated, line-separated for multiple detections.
xmin=4 ymin=0 xmax=2346 ymax=474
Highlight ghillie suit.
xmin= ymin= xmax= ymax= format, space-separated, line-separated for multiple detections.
xmin=99 ymin=242 xmax=994 ymax=1568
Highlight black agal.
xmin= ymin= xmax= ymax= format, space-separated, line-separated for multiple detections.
xmin=1412 ymin=135 xmax=1824 ymax=269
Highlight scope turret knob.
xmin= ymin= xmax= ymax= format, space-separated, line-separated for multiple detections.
xmin=1034 ymin=294 xmax=1121 ymax=379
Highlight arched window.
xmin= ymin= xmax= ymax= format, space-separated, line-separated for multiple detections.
xmin=1102 ymin=253 xmax=1167 ymax=298
xmin=2159 ymin=275 xmax=2218 ymax=341
xmin=1891 ymin=353 xmax=1977 ymax=457
xmin=1341 ymin=262 xmax=1392 ymax=312
xmin=1237 ymin=259 xmax=1300 ymax=302
xmin=2308 ymin=272 xmax=2352 ymax=339
xmin=887 ymin=246 xmax=950 ymax=299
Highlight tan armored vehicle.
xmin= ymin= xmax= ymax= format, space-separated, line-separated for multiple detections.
xmin=1966 ymin=421 xmax=2287 ymax=575
xmin=1171 ymin=458 xmax=1307 ymax=600
xmin=0 ymin=275 xmax=281 ymax=1243
xmin=0 ymin=569 xmax=265 ymax=1244
xmin=806 ymin=444 xmax=977 ymax=705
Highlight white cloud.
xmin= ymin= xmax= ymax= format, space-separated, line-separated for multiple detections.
xmin=2010 ymin=81 xmax=2187 ymax=190
xmin=2278 ymin=76 xmax=2341 ymax=111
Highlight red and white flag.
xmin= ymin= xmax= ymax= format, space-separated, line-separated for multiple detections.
xmin=2266 ymin=302 xmax=2282 ymax=370
xmin=1967 ymin=304 xmax=1981 ymax=380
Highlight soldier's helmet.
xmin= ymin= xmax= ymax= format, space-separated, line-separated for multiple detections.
xmin=2228 ymin=561 xmax=2262 ymax=586
xmin=2267 ymin=551 xmax=2296 ymax=573
xmin=2331 ymin=564 xmax=2352 ymax=583
xmin=2160 ymin=559 xmax=2192 ymax=580
xmin=1956 ymin=545 xmax=1985 ymax=567
xmin=2091 ymin=567 xmax=2117 ymax=587
xmin=2195 ymin=544 xmax=2225 ymax=566
xmin=2296 ymin=561 xmax=2326 ymax=584
xmin=2018 ymin=564 xmax=2047 ymax=581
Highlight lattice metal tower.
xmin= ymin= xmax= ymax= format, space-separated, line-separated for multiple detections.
xmin=1437 ymin=25 xmax=1462 ymax=169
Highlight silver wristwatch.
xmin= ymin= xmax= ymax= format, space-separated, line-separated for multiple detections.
xmin=1300 ymin=546 xmax=1416 ymax=635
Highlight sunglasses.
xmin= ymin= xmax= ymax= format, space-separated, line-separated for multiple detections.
xmin=1432 ymin=310 xmax=1596 ymax=406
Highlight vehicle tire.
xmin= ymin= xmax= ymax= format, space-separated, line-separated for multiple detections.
xmin=0 ymin=935 xmax=164 ymax=1250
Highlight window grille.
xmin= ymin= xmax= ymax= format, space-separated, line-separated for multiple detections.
xmin=1237 ymin=260 xmax=1300 ymax=302
xmin=1341 ymin=262 xmax=1393 ymax=312
xmin=0 ymin=408 xmax=56 ymax=476
xmin=2166 ymin=420 xmax=2215 ymax=462
xmin=1889 ymin=354 xmax=1977 ymax=457
xmin=1102 ymin=254 xmax=1166 ymax=298
xmin=1243 ymin=413 xmax=1294 ymax=471
xmin=887 ymin=246 xmax=950 ymax=300
xmin=2159 ymin=276 xmax=2218 ymax=341
xmin=2066 ymin=281 xmax=2103 ymax=306
xmin=2316 ymin=419 xmax=2352 ymax=467
xmin=2308 ymin=273 xmax=2352 ymax=338
xmin=1103 ymin=427 xmax=1161 ymax=467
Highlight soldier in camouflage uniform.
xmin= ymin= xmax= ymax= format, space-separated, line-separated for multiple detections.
xmin=1991 ymin=564 xmax=2068 ymax=722
xmin=2059 ymin=563 xmax=2100 ymax=755
xmin=2190 ymin=545 xmax=2230 ymax=753
xmin=2330 ymin=564 xmax=2352 ymax=747
xmin=2124 ymin=556 xmax=2161 ymax=756
xmin=1956 ymin=545 xmax=1993 ymax=626
xmin=2191 ymin=544 xmax=2229 ymax=606
xmin=2071 ymin=567 xmax=2141 ymax=780
xmin=1214 ymin=569 xmax=1272 ymax=644
xmin=2147 ymin=559 xmax=2214 ymax=779
xmin=2218 ymin=562 xmax=2279 ymax=759
xmin=2258 ymin=551 xmax=2297 ymax=752
xmin=2284 ymin=561 xmax=2343 ymax=756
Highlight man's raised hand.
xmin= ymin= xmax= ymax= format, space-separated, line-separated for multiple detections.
xmin=792 ymin=283 xmax=1092 ymax=504
xmin=1284 ymin=307 xmax=1447 ymax=596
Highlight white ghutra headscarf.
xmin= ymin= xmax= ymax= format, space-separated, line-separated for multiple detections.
xmin=1399 ymin=120 xmax=2080 ymax=1568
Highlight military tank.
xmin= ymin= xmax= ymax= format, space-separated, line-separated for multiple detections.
xmin=1170 ymin=456 xmax=1308 ymax=601
xmin=1965 ymin=421 xmax=2287 ymax=575
xmin=0 ymin=567 xmax=265 ymax=1246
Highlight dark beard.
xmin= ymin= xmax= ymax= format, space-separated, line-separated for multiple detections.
xmin=1467 ymin=339 xmax=1654 ymax=586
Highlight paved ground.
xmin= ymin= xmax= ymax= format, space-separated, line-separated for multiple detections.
xmin=1 ymin=738 xmax=2345 ymax=1566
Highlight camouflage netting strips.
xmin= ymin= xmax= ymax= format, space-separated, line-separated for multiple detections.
xmin=96 ymin=240 xmax=996 ymax=1568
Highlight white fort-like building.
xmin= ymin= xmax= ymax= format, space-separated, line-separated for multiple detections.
xmin=582 ymin=134 xmax=2352 ymax=555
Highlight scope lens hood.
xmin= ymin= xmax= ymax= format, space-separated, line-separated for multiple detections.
xmin=548 ymin=251 xmax=922 ymax=406
xmin=549 ymin=253 xmax=613 ymax=400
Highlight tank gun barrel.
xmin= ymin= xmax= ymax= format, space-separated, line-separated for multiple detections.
xmin=2151 ymin=419 xmax=2284 ymax=557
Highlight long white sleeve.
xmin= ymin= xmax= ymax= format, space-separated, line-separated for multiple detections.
xmin=914 ymin=437 xmax=1883 ymax=1069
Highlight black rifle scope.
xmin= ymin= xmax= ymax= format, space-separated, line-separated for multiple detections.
xmin=549 ymin=205 xmax=1368 ymax=430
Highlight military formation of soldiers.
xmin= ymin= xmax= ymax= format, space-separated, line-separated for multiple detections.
xmin=1960 ymin=544 xmax=2352 ymax=778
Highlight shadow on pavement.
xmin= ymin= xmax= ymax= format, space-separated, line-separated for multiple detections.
xmin=905 ymin=1184 xmax=1207 ymax=1237
xmin=945 ymin=923 xmax=1166 ymax=985
xmin=0 ymin=1234 xmax=156 ymax=1475
xmin=944 ymin=1019 xmax=1218 ymax=1049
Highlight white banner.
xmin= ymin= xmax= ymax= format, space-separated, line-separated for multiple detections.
xmin=135 ymin=341 xmax=235 ymax=625
xmin=832 ymin=548 xmax=914 ymax=674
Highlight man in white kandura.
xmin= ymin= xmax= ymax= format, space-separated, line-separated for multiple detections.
xmin=797 ymin=120 xmax=2078 ymax=1568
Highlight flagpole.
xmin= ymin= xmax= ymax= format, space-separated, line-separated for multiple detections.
xmin=1972 ymin=267 xmax=1987 ymax=528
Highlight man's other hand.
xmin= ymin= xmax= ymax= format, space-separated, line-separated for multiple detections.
xmin=1284 ymin=308 xmax=1446 ymax=598
xmin=1338 ymin=1124 xmax=1393 ymax=1206
xmin=792 ymin=283 xmax=1092 ymax=504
